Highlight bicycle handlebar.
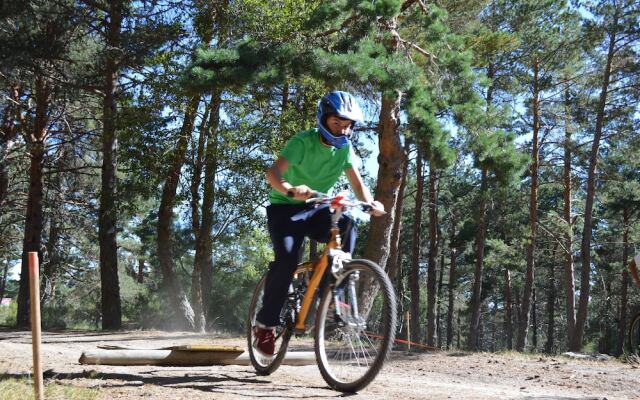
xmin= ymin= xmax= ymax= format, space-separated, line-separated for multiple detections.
xmin=286 ymin=190 xmax=385 ymax=214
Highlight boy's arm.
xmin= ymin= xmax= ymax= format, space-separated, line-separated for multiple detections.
xmin=345 ymin=167 xmax=385 ymax=216
xmin=266 ymin=156 xmax=312 ymax=200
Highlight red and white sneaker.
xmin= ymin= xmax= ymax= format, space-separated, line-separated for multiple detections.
xmin=253 ymin=326 xmax=276 ymax=358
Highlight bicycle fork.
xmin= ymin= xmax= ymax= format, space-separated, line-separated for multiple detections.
xmin=333 ymin=271 xmax=361 ymax=327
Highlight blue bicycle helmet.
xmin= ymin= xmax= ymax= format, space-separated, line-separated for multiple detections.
xmin=317 ymin=91 xmax=364 ymax=149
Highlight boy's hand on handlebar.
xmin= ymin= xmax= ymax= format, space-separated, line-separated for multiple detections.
xmin=287 ymin=185 xmax=314 ymax=200
xmin=367 ymin=200 xmax=386 ymax=216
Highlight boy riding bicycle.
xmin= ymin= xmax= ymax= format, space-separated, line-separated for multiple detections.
xmin=253 ymin=90 xmax=385 ymax=357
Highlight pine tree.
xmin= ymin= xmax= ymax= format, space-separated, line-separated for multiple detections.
xmin=574 ymin=0 xmax=640 ymax=351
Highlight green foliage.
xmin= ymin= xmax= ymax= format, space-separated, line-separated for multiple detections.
xmin=0 ymin=301 xmax=17 ymax=326
xmin=208 ymin=228 xmax=272 ymax=332
xmin=470 ymin=130 xmax=527 ymax=185
xmin=361 ymin=0 xmax=402 ymax=18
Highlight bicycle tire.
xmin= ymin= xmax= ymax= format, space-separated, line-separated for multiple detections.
xmin=247 ymin=272 xmax=291 ymax=375
xmin=314 ymin=259 xmax=397 ymax=392
xmin=628 ymin=312 xmax=640 ymax=355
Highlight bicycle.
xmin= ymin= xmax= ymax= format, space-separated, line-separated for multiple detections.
xmin=247 ymin=192 xmax=398 ymax=392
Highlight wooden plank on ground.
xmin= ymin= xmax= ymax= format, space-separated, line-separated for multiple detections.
xmin=79 ymin=349 xmax=316 ymax=366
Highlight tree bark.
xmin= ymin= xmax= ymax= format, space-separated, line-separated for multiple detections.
xmin=544 ymin=255 xmax=556 ymax=354
xmin=363 ymin=89 xmax=404 ymax=271
xmin=0 ymin=258 xmax=8 ymax=301
xmin=446 ymin=243 xmax=457 ymax=350
xmin=562 ymin=83 xmax=577 ymax=350
xmin=0 ymin=85 xmax=21 ymax=208
xmin=575 ymin=17 xmax=617 ymax=351
xmin=468 ymin=62 xmax=495 ymax=350
xmin=615 ymin=209 xmax=630 ymax=356
xmin=436 ymin=246 xmax=445 ymax=349
xmin=363 ymin=13 xmax=404 ymax=271
xmin=190 ymin=100 xmax=210 ymax=236
xmin=504 ymin=267 xmax=513 ymax=350
xmin=16 ymin=74 xmax=50 ymax=329
xmin=387 ymin=139 xmax=410 ymax=285
xmin=467 ymin=167 xmax=488 ymax=350
xmin=189 ymin=99 xmax=207 ymax=327
xmin=99 ymin=0 xmax=124 ymax=330
xmin=194 ymin=90 xmax=222 ymax=331
xmin=531 ymin=288 xmax=537 ymax=350
xmin=409 ymin=148 xmax=424 ymax=345
xmin=426 ymin=167 xmax=439 ymax=346
xmin=137 ymin=259 xmax=144 ymax=284
xmin=157 ymin=95 xmax=201 ymax=330
xmin=517 ymin=58 xmax=540 ymax=352
xmin=43 ymin=206 xmax=61 ymax=306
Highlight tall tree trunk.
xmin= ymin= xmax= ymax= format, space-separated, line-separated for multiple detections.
xmin=194 ymin=90 xmax=222 ymax=331
xmin=0 ymin=85 xmax=21 ymax=208
xmin=360 ymin=87 xmax=403 ymax=332
xmin=599 ymin=269 xmax=614 ymax=354
xmin=363 ymin=15 xmax=403 ymax=272
xmin=562 ymin=83 xmax=577 ymax=350
xmin=387 ymin=139 xmax=410 ymax=284
xmin=189 ymin=98 xmax=208 ymax=328
xmin=190 ymin=100 xmax=210 ymax=236
xmin=436 ymin=247 xmax=445 ymax=349
xmin=504 ymin=267 xmax=513 ymax=350
xmin=16 ymin=75 xmax=50 ymax=329
xmin=137 ymin=259 xmax=144 ymax=284
xmin=531 ymin=288 xmax=537 ymax=350
xmin=575 ymin=18 xmax=617 ymax=351
xmin=467 ymin=167 xmax=488 ymax=350
xmin=157 ymin=95 xmax=201 ymax=330
xmin=99 ymin=0 xmax=124 ymax=330
xmin=456 ymin=312 xmax=461 ymax=349
xmin=517 ymin=58 xmax=540 ymax=352
xmin=446 ymin=243 xmax=457 ymax=350
xmin=616 ymin=209 xmax=630 ymax=356
xmin=43 ymin=208 xmax=61 ymax=306
xmin=468 ymin=63 xmax=495 ymax=350
xmin=364 ymin=89 xmax=404 ymax=271
xmin=426 ymin=167 xmax=439 ymax=346
xmin=545 ymin=255 xmax=556 ymax=354
xmin=409 ymin=148 xmax=424 ymax=345
xmin=491 ymin=295 xmax=498 ymax=352
xmin=0 ymin=258 xmax=8 ymax=301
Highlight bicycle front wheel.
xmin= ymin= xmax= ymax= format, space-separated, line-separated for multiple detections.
xmin=628 ymin=313 xmax=640 ymax=355
xmin=314 ymin=259 xmax=397 ymax=392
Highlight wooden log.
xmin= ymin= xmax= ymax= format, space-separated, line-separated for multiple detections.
xmin=79 ymin=349 xmax=316 ymax=366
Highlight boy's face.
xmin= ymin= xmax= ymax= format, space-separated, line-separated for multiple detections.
xmin=326 ymin=115 xmax=354 ymax=136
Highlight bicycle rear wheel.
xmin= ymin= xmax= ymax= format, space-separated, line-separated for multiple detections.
xmin=247 ymin=272 xmax=291 ymax=375
xmin=314 ymin=259 xmax=397 ymax=392
xmin=628 ymin=313 xmax=640 ymax=355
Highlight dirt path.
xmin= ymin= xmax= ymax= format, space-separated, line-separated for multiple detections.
xmin=0 ymin=329 xmax=638 ymax=399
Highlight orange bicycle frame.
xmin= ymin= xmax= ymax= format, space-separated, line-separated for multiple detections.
xmin=293 ymin=226 xmax=341 ymax=332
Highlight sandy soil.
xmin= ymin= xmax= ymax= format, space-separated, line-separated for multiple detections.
xmin=0 ymin=329 xmax=638 ymax=400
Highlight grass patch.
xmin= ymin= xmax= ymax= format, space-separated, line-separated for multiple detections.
xmin=0 ymin=375 xmax=101 ymax=400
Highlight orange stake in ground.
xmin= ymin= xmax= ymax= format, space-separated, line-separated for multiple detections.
xmin=29 ymin=252 xmax=44 ymax=400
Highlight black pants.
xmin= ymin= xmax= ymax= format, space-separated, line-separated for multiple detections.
xmin=256 ymin=203 xmax=357 ymax=327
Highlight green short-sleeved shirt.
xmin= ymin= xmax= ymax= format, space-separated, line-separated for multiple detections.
xmin=269 ymin=128 xmax=359 ymax=205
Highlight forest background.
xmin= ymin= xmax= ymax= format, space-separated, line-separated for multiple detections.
xmin=0 ymin=0 xmax=639 ymax=357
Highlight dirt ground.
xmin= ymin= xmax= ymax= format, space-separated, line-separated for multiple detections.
xmin=0 ymin=329 xmax=638 ymax=400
